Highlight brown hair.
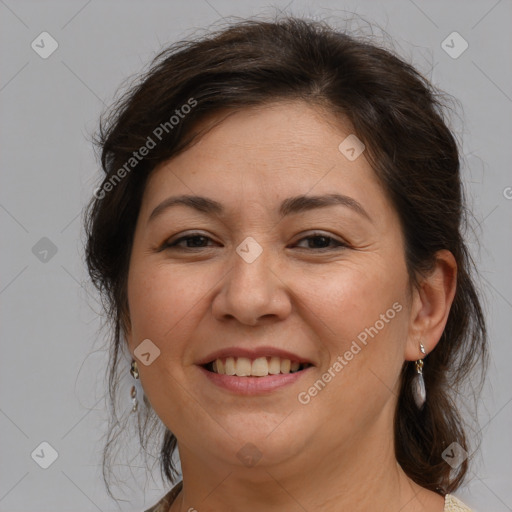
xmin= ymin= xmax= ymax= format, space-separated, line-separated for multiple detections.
xmin=84 ymin=14 xmax=488 ymax=498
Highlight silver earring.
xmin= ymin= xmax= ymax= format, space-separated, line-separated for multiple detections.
xmin=130 ymin=360 xmax=140 ymax=413
xmin=412 ymin=343 xmax=426 ymax=410
xmin=131 ymin=385 xmax=138 ymax=412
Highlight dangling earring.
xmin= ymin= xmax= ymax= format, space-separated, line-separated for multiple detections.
xmin=412 ymin=343 xmax=426 ymax=410
xmin=130 ymin=360 xmax=139 ymax=413
xmin=130 ymin=360 xmax=139 ymax=379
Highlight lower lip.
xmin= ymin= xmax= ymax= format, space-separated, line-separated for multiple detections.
xmin=198 ymin=366 xmax=311 ymax=395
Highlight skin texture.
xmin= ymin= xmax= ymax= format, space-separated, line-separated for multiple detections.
xmin=125 ymin=101 xmax=457 ymax=511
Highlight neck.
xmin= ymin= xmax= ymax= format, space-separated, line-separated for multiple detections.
xmin=170 ymin=417 xmax=441 ymax=512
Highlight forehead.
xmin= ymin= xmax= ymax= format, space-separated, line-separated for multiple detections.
xmin=141 ymin=101 xmax=388 ymax=219
xmin=181 ymin=101 xmax=354 ymax=161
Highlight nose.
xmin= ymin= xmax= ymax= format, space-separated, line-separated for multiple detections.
xmin=211 ymin=242 xmax=292 ymax=326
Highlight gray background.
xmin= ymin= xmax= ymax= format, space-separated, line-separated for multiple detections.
xmin=1 ymin=0 xmax=511 ymax=511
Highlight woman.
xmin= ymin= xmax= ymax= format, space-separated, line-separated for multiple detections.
xmin=84 ymin=16 xmax=487 ymax=512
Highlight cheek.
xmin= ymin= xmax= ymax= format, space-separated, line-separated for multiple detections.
xmin=300 ymin=259 xmax=406 ymax=347
xmin=126 ymin=263 xmax=204 ymax=351
xmin=297 ymin=261 xmax=409 ymax=408
xmin=298 ymin=261 xmax=408 ymax=415
xmin=125 ymin=264 xmax=205 ymax=427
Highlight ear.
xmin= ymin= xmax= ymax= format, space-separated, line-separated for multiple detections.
xmin=404 ymin=249 xmax=457 ymax=361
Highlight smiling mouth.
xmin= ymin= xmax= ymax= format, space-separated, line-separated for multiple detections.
xmin=202 ymin=356 xmax=313 ymax=377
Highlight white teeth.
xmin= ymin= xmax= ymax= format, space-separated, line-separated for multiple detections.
xmin=235 ymin=357 xmax=252 ymax=376
xmin=225 ymin=357 xmax=236 ymax=375
xmin=268 ymin=357 xmax=281 ymax=375
xmin=210 ymin=356 xmax=308 ymax=376
xmin=251 ymin=357 xmax=269 ymax=376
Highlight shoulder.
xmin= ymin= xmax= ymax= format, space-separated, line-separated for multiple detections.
xmin=144 ymin=481 xmax=183 ymax=512
xmin=444 ymin=493 xmax=474 ymax=512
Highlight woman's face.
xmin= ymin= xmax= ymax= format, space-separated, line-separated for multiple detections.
xmin=126 ymin=101 xmax=417 ymax=472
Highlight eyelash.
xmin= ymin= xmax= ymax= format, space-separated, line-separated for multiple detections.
xmin=160 ymin=232 xmax=348 ymax=251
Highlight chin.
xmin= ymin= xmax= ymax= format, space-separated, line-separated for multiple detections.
xmin=203 ymin=417 xmax=311 ymax=469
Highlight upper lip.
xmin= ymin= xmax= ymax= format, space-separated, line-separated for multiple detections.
xmin=196 ymin=346 xmax=315 ymax=366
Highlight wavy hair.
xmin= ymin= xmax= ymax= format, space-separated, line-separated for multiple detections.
xmin=83 ymin=14 xmax=488 ymax=498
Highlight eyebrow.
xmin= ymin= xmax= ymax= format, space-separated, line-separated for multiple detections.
xmin=147 ymin=193 xmax=372 ymax=224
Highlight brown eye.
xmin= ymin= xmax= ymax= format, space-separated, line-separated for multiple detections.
xmin=294 ymin=233 xmax=347 ymax=250
xmin=162 ymin=233 xmax=218 ymax=250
